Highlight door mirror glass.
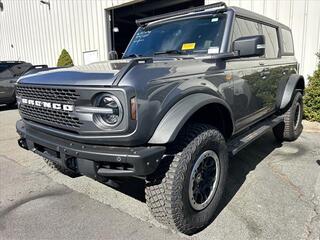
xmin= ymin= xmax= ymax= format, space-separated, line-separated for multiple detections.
xmin=232 ymin=35 xmax=265 ymax=58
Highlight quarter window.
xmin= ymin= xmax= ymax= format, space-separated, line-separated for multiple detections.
xmin=282 ymin=29 xmax=294 ymax=54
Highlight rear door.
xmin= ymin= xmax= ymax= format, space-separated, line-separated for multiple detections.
xmin=256 ymin=23 xmax=283 ymax=112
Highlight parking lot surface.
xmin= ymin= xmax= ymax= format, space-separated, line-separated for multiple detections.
xmin=1 ymin=108 xmax=319 ymax=240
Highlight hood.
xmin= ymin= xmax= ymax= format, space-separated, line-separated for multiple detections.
xmin=17 ymin=60 xmax=130 ymax=86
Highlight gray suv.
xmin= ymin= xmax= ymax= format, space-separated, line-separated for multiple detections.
xmin=16 ymin=2 xmax=304 ymax=234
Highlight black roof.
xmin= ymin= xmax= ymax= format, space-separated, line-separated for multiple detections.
xmin=136 ymin=2 xmax=291 ymax=31
xmin=230 ymin=6 xmax=290 ymax=30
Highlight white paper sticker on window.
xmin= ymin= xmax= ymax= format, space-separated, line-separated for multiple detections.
xmin=208 ymin=47 xmax=220 ymax=54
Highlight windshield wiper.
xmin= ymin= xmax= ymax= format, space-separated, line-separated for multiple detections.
xmin=154 ymin=50 xmax=184 ymax=55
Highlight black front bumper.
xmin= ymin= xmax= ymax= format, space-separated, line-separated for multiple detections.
xmin=16 ymin=119 xmax=165 ymax=178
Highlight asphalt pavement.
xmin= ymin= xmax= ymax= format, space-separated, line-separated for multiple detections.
xmin=0 ymin=108 xmax=319 ymax=240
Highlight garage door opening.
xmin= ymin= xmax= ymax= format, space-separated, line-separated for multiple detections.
xmin=108 ymin=0 xmax=205 ymax=59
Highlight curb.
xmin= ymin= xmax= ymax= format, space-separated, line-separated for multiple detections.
xmin=303 ymin=120 xmax=320 ymax=133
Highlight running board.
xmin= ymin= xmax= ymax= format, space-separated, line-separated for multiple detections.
xmin=227 ymin=115 xmax=283 ymax=156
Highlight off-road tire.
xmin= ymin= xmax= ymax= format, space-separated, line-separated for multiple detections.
xmin=145 ymin=123 xmax=228 ymax=235
xmin=43 ymin=158 xmax=80 ymax=178
xmin=273 ymin=91 xmax=303 ymax=142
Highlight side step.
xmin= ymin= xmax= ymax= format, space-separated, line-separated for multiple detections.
xmin=227 ymin=115 xmax=283 ymax=156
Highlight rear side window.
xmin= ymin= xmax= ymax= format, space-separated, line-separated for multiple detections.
xmin=281 ymin=29 xmax=294 ymax=55
xmin=261 ymin=24 xmax=279 ymax=58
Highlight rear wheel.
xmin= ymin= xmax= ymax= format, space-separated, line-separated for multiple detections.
xmin=273 ymin=91 xmax=303 ymax=141
xmin=145 ymin=123 xmax=228 ymax=235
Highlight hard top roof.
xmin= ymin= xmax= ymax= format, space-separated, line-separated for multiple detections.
xmin=136 ymin=2 xmax=291 ymax=31
xmin=230 ymin=6 xmax=290 ymax=30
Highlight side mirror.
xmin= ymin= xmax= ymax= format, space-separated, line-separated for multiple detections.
xmin=233 ymin=35 xmax=265 ymax=58
xmin=108 ymin=51 xmax=118 ymax=60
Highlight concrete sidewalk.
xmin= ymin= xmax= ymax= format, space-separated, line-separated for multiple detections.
xmin=1 ymin=109 xmax=319 ymax=240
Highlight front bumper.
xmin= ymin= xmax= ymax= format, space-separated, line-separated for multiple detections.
xmin=16 ymin=119 xmax=165 ymax=178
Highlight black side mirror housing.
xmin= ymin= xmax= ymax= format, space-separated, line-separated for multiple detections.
xmin=233 ymin=35 xmax=265 ymax=58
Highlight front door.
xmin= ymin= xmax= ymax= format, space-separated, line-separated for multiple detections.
xmin=228 ymin=17 xmax=282 ymax=131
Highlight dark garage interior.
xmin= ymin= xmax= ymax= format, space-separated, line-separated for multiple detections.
xmin=109 ymin=0 xmax=205 ymax=58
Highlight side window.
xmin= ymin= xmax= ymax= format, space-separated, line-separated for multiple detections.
xmin=0 ymin=69 xmax=14 ymax=79
xmin=232 ymin=17 xmax=260 ymax=42
xmin=261 ymin=25 xmax=279 ymax=58
xmin=282 ymin=29 xmax=294 ymax=55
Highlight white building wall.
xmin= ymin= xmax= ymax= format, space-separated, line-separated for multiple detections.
xmin=0 ymin=0 xmax=133 ymax=67
xmin=1 ymin=0 xmax=319 ymax=78
xmin=206 ymin=0 xmax=320 ymax=78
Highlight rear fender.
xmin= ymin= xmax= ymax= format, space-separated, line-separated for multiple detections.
xmin=278 ymin=74 xmax=305 ymax=110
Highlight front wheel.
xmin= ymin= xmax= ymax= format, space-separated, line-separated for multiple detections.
xmin=273 ymin=91 xmax=303 ymax=141
xmin=145 ymin=124 xmax=228 ymax=235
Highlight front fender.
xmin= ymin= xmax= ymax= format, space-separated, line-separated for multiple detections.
xmin=278 ymin=74 xmax=305 ymax=110
xmin=148 ymin=93 xmax=234 ymax=144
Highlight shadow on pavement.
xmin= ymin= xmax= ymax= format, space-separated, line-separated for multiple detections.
xmin=103 ymin=131 xmax=282 ymax=213
xmin=103 ymin=177 xmax=146 ymax=202
xmin=221 ymin=131 xmax=281 ymax=209
xmin=0 ymin=104 xmax=17 ymax=112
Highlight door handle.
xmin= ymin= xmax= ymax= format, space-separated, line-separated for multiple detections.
xmin=263 ymin=68 xmax=270 ymax=75
xmin=282 ymin=67 xmax=290 ymax=75
xmin=260 ymin=68 xmax=270 ymax=78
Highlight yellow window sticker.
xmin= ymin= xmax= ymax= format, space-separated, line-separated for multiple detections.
xmin=182 ymin=43 xmax=196 ymax=50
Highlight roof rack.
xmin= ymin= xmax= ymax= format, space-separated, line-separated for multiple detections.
xmin=136 ymin=2 xmax=227 ymax=26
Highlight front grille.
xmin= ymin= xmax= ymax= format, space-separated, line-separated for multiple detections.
xmin=17 ymin=85 xmax=81 ymax=129
xmin=16 ymin=86 xmax=79 ymax=103
xmin=20 ymin=104 xmax=81 ymax=129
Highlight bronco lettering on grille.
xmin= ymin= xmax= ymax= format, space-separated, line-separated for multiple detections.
xmin=21 ymin=98 xmax=74 ymax=112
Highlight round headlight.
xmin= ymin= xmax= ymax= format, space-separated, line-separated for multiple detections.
xmin=94 ymin=95 xmax=123 ymax=127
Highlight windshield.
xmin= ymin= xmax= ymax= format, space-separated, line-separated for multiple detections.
xmin=123 ymin=14 xmax=227 ymax=58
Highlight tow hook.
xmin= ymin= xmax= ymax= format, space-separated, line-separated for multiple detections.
xmin=18 ymin=138 xmax=28 ymax=150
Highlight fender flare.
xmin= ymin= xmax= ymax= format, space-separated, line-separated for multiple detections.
xmin=278 ymin=74 xmax=305 ymax=110
xmin=148 ymin=93 xmax=234 ymax=144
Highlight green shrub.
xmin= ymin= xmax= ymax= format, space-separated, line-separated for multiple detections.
xmin=57 ymin=49 xmax=74 ymax=67
xmin=304 ymin=53 xmax=320 ymax=122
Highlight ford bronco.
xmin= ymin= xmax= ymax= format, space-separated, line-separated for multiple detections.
xmin=16 ymin=2 xmax=304 ymax=235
